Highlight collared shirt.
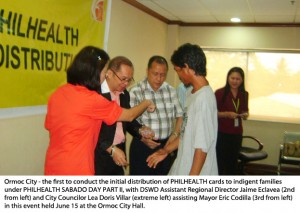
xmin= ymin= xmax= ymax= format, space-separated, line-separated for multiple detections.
xmin=215 ymin=87 xmax=249 ymax=134
xmin=101 ymin=80 xmax=125 ymax=145
xmin=101 ymin=79 xmax=111 ymax=94
xmin=129 ymin=78 xmax=183 ymax=140
xmin=176 ymin=82 xmax=192 ymax=109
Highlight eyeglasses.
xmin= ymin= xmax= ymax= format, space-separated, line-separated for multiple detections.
xmin=111 ymin=70 xmax=135 ymax=84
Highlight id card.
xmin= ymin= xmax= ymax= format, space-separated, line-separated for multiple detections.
xmin=234 ymin=118 xmax=239 ymax=127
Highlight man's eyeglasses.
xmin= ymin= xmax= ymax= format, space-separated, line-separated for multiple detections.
xmin=111 ymin=70 xmax=135 ymax=84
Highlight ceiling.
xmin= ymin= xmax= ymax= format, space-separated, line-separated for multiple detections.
xmin=124 ymin=0 xmax=300 ymax=25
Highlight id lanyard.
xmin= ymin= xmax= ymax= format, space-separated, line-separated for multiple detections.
xmin=232 ymin=98 xmax=240 ymax=127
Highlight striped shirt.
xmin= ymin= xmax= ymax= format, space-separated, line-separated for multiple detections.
xmin=129 ymin=78 xmax=183 ymax=140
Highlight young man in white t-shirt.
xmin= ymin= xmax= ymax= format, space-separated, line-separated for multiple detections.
xmin=147 ymin=43 xmax=218 ymax=175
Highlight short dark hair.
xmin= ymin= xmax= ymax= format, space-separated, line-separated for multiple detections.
xmin=108 ymin=56 xmax=133 ymax=72
xmin=147 ymin=55 xmax=168 ymax=70
xmin=67 ymin=46 xmax=109 ymax=92
xmin=171 ymin=43 xmax=207 ymax=76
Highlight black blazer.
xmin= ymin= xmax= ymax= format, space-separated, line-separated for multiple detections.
xmin=94 ymin=89 xmax=143 ymax=175
xmin=95 ymin=89 xmax=142 ymax=154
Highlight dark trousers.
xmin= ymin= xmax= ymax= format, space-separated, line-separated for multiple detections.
xmin=216 ymin=132 xmax=242 ymax=175
xmin=95 ymin=143 xmax=125 ymax=175
xmin=129 ymin=137 xmax=173 ymax=175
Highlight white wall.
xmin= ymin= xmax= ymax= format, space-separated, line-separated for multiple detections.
xmin=0 ymin=115 xmax=48 ymax=175
xmin=107 ymin=0 xmax=168 ymax=83
xmin=179 ymin=26 xmax=300 ymax=50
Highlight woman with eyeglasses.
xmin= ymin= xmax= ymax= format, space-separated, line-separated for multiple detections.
xmin=44 ymin=47 xmax=155 ymax=175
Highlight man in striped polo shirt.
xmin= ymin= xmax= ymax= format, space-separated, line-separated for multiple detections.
xmin=129 ymin=55 xmax=183 ymax=175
